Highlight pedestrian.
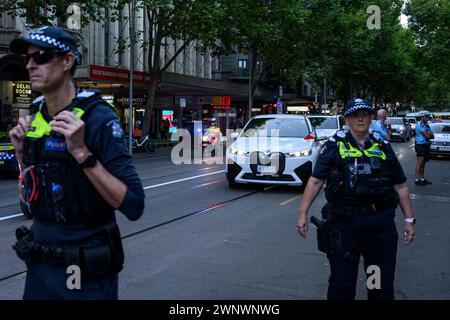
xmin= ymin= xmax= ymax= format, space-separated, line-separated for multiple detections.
xmin=8 ymin=26 xmax=145 ymax=300
xmin=414 ymin=111 xmax=434 ymax=186
xmin=296 ymin=98 xmax=415 ymax=300
xmin=371 ymin=108 xmax=391 ymax=141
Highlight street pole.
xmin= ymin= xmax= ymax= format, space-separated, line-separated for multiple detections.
xmin=247 ymin=51 xmax=252 ymax=123
xmin=128 ymin=0 xmax=135 ymax=155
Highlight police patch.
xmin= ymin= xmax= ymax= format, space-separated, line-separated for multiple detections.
xmin=107 ymin=120 xmax=124 ymax=138
xmin=45 ymin=138 xmax=66 ymax=151
xmin=373 ymin=132 xmax=380 ymax=140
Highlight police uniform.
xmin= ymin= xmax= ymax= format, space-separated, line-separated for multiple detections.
xmin=14 ymin=90 xmax=145 ymax=300
xmin=9 ymin=26 xmax=145 ymax=300
xmin=371 ymin=119 xmax=389 ymax=139
xmin=14 ymin=90 xmax=145 ymax=299
xmin=415 ymin=120 xmax=433 ymax=162
xmin=313 ymin=128 xmax=407 ymax=300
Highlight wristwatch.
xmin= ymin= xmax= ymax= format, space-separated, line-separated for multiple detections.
xmin=405 ymin=217 xmax=416 ymax=224
xmin=78 ymin=154 xmax=97 ymax=169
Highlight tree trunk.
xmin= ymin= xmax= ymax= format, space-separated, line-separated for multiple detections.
xmin=142 ymin=77 xmax=159 ymax=137
xmin=344 ymin=72 xmax=353 ymax=103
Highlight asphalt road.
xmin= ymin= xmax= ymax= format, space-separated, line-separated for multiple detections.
xmin=0 ymin=141 xmax=449 ymax=300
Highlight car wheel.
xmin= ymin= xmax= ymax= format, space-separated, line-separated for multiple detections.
xmin=20 ymin=200 xmax=33 ymax=219
xmin=226 ymin=172 xmax=239 ymax=188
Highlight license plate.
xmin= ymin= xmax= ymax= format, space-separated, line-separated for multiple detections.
xmin=0 ymin=161 xmax=4 ymax=165
xmin=257 ymin=165 xmax=277 ymax=174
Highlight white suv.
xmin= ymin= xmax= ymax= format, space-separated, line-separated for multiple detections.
xmin=225 ymin=114 xmax=320 ymax=188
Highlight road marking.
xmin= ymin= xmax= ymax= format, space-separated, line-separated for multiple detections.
xmin=143 ymin=170 xmax=225 ymax=190
xmin=191 ymin=180 xmax=220 ymax=189
xmin=409 ymin=144 xmax=415 ymax=148
xmin=280 ymin=194 xmax=302 ymax=206
xmin=0 ymin=213 xmax=23 ymax=221
xmin=409 ymin=193 xmax=450 ymax=203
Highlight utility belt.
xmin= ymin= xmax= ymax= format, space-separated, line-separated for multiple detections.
xmin=322 ymin=200 xmax=397 ymax=220
xmin=13 ymin=223 xmax=124 ymax=277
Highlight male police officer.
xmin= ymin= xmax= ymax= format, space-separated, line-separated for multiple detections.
xmin=9 ymin=26 xmax=145 ymax=299
xmin=296 ymin=99 xmax=415 ymax=300
xmin=414 ymin=111 xmax=434 ymax=186
xmin=371 ymin=108 xmax=391 ymax=141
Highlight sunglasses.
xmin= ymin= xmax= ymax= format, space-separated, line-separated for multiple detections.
xmin=23 ymin=50 xmax=65 ymax=65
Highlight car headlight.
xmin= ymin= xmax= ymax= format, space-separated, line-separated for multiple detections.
xmin=230 ymin=148 xmax=248 ymax=156
xmin=399 ymin=126 xmax=405 ymax=132
xmin=287 ymin=150 xmax=312 ymax=157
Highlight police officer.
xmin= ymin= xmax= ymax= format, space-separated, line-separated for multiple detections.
xmin=8 ymin=26 xmax=145 ymax=299
xmin=296 ymin=99 xmax=415 ymax=300
xmin=371 ymin=108 xmax=391 ymax=141
xmin=414 ymin=111 xmax=434 ymax=186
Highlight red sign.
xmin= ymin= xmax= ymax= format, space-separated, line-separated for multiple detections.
xmin=212 ymin=96 xmax=231 ymax=109
xmin=90 ymin=65 xmax=150 ymax=84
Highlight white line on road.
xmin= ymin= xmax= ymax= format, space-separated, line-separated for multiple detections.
xmin=143 ymin=170 xmax=225 ymax=190
xmin=0 ymin=213 xmax=23 ymax=222
xmin=1 ymin=170 xmax=226 ymax=222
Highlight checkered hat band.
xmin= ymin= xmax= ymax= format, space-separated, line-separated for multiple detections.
xmin=29 ymin=34 xmax=80 ymax=62
xmin=344 ymin=104 xmax=372 ymax=116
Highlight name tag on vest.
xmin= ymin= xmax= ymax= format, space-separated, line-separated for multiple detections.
xmin=45 ymin=138 xmax=66 ymax=151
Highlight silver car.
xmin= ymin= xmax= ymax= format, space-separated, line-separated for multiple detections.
xmin=429 ymin=122 xmax=450 ymax=157
xmin=308 ymin=115 xmax=345 ymax=140
xmin=387 ymin=117 xmax=412 ymax=142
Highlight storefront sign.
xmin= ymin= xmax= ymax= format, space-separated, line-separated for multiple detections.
xmin=90 ymin=65 xmax=150 ymax=85
xmin=102 ymin=95 xmax=114 ymax=104
xmin=212 ymin=96 xmax=231 ymax=109
xmin=13 ymin=82 xmax=32 ymax=105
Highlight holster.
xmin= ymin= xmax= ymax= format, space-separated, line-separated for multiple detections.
xmin=310 ymin=216 xmax=332 ymax=254
xmin=310 ymin=216 xmax=361 ymax=262
xmin=13 ymin=226 xmax=36 ymax=263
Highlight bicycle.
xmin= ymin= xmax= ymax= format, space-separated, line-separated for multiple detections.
xmin=132 ymin=135 xmax=155 ymax=153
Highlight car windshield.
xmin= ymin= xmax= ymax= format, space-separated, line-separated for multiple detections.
xmin=309 ymin=117 xmax=338 ymax=129
xmin=430 ymin=124 xmax=450 ymax=134
xmin=405 ymin=118 xmax=416 ymax=124
xmin=387 ymin=118 xmax=404 ymax=125
xmin=241 ymin=118 xmax=309 ymax=138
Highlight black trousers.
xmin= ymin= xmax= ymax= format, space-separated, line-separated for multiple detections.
xmin=326 ymin=208 xmax=398 ymax=300
xmin=23 ymin=260 xmax=118 ymax=300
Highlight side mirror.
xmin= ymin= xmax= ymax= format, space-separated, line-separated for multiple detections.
xmin=230 ymin=132 xmax=239 ymax=139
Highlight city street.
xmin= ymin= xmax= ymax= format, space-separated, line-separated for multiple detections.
xmin=0 ymin=141 xmax=449 ymax=300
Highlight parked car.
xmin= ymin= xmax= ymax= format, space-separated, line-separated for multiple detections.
xmin=225 ymin=114 xmax=320 ymax=188
xmin=429 ymin=122 xmax=450 ymax=157
xmin=307 ymin=115 xmax=345 ymax=140
xmin=0 ymin=134 xmax=19 ymax=175
xmin=404 ymin=117 xmax=417 ymax=135
xmin=386 ymin=117 xmax=412 ymax=142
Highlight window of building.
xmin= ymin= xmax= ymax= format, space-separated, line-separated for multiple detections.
xmin=238 ymin=59 xmax=248 ymax=69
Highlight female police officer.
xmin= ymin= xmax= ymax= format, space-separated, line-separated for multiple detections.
xmin=296 ymin=99 xmax=415 ymax=300
xmin=8 ymin=26 xmax=145 ymax=299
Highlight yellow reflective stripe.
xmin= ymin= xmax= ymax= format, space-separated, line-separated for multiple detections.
xmin=363 ymin=143 xmax=386 ymax=160
xmin=26 ymin=111 xmax=51 ymax=139
xmin=338 ymin=141 xmax=363 ymax=158
xmin=0 ymin=145 xmax=14 ymax=151
xmin=72 ymin=107 xmax=85 ymax=118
